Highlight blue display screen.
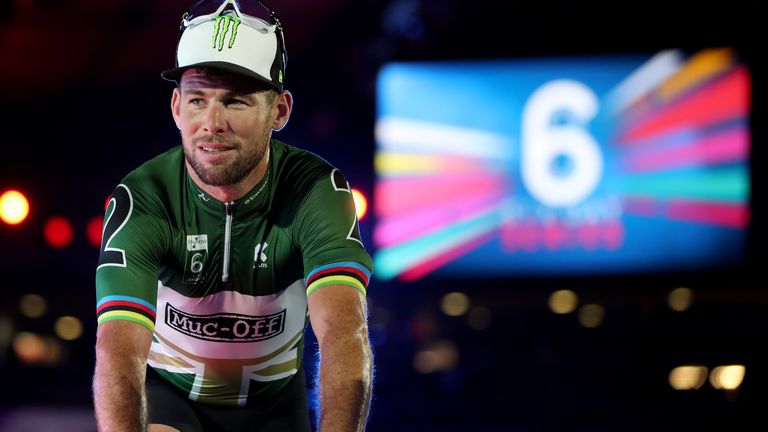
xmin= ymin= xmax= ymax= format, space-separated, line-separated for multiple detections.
xmin=373 ymin=49 xmax=750 ymax=280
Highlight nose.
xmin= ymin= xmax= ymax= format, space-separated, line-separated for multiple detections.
xmin=203 ymin=103 xmax=226 ymax=134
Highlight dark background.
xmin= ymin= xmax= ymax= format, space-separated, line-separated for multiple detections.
xmin=0 ymin=0 xmax=764 ymax=431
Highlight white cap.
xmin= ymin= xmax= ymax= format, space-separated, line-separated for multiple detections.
xmin=161 ymin=13 xmax=285 ymax=91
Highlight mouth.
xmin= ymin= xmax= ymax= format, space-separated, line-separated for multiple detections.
xmin=198 ymin=143 xmax=235 ymax=153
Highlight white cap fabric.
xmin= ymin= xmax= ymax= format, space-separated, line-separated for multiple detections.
xmin=162 ymin=14 xmax=284 ymax=90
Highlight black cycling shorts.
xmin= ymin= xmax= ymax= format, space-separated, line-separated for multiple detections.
xmin=146 ymin=366 xmax=312 ymax=432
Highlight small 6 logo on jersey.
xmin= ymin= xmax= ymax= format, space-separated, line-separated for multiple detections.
xmin=184 ymin=234 xmax=209 ymax=283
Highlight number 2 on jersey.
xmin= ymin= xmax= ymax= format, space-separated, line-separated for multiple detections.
xmin=97 ymin=184 xmax=133 ymax=269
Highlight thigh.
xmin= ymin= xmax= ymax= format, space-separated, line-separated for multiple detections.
xmin=145 ymin=367 xmax=205 ymax=432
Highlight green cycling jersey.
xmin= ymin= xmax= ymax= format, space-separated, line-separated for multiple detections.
xmin=95 ymin=140 xmax=372 ymax=406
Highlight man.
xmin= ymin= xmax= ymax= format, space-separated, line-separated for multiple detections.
xmin=92 ymin=1 xmax=373 ymax=431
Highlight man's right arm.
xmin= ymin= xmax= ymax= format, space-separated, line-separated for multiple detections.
xmin=93 ymin=320 xmax=153 ymax=432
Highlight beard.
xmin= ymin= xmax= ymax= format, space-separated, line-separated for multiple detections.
xmin=183 ymin=124 xmax=271 ymax=187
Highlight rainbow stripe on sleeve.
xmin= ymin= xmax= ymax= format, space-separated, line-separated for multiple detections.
xmin=305 ymin=262 xmax=372 ymax=297
xmin=96 ymin=295 xmax=157 ymax=333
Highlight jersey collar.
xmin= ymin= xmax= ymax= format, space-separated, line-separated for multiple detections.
xmin=185 ymin=145 xmax=273 ymax=215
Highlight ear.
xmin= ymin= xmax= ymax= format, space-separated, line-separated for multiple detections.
xmin=272 ymin=90 xmax=293 ymax=132
xmin=171 ymin=87 xmax=182 ymax=130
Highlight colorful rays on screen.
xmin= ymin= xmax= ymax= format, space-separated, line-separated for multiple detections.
xmin=373 ymin=118 xmax=512 ymax=280
xmin=610 ymin=48 xmax=750 ymax=229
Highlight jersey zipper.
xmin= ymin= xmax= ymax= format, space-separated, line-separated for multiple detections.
xmin=222 ymin=202 xmax=234 ymax=282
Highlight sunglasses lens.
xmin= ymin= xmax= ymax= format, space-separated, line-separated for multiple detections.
xmin=234 ymin=0 xmax=273 ymax=21
xmin=186 ymin=0 xmax=273 ymax=22
xmin=185 ymin=0 xmax=221 ymax=20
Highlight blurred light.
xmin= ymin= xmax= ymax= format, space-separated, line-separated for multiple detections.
xmin=104 ymin=195 xmax=111 ymax=212
xmin=441 ymin=292 xmax=470 ymax=317
xmin=668 ymin=287 xmax=694 ymax=312
xmin=577 ymin=304 xmax=605 ymax=328
xmin=413 ymin=340 xmax=459 ymax=374
xmin=467 ymin=306 xmax=491 ymax=330
xmin=710 ymin=365 xmax=746 ymax=390
xmin=669 ymin=365 xmax=708 ymax=390
xmin=54 ymin=316 xmax=83 ymax=341
xmin=0 ymin=190 xmax=30 ymax=225
xmin=548 ymin=289 xmax=578 ymax=314
xmin=86 ymin=215 xmax=104 ymax=248
xmin=12 ymin=332 xmax=62 ymax=365
xmin=351 ymin=188 xmax=368 ymax=221
xmin=13 ymin=332 xmax=46 ymax=363
xmin=43 ymin=216 xmax=74 ymax=249
xmin=19 ymin=294 xmax=47 ymax=318
xmin=383 ymin=0 xmax=424 ymax=40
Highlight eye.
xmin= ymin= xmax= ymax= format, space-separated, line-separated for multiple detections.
xmin=225 ymin=98 xmax=247 ymax=107
xmin=188 ymin=98 xmax=205 ymax=106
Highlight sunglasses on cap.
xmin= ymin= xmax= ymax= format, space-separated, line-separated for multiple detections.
xmin=178 ymin=0 xmax=287 ymax=82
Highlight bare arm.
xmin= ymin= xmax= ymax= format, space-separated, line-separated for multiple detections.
xmin=308 ymin=284 xmax=373 ymax=432
xmin=93 ymin=320 xmax=153 ymax=432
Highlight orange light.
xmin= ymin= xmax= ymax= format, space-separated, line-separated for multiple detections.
xmin=13 ymin=332 xmax=47 ymax=363
xmin=351 ymin=188 xmax=368 ymax=220
xmin=13 ymin=332 xmax=62 ymax=365
xmin=86 ymin=215 xmax=104 ymax=248
xmin=0 ymin=190 xmax=30 ymax=225
xmin=44 ymin=216 xmax=74 ymax=248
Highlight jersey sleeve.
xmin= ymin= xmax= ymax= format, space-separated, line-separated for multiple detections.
xmin=295 ymin=169 xmax=373 ymax=297
xmin=95 ymin=183 xmax=169 ymax=333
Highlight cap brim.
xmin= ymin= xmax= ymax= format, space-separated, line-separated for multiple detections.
xmin=161 ymin=61 xmax=281 ymax=91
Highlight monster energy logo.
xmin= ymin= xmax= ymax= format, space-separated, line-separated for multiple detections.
xmin=212 ymin=16 xmax=241 ymax=51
